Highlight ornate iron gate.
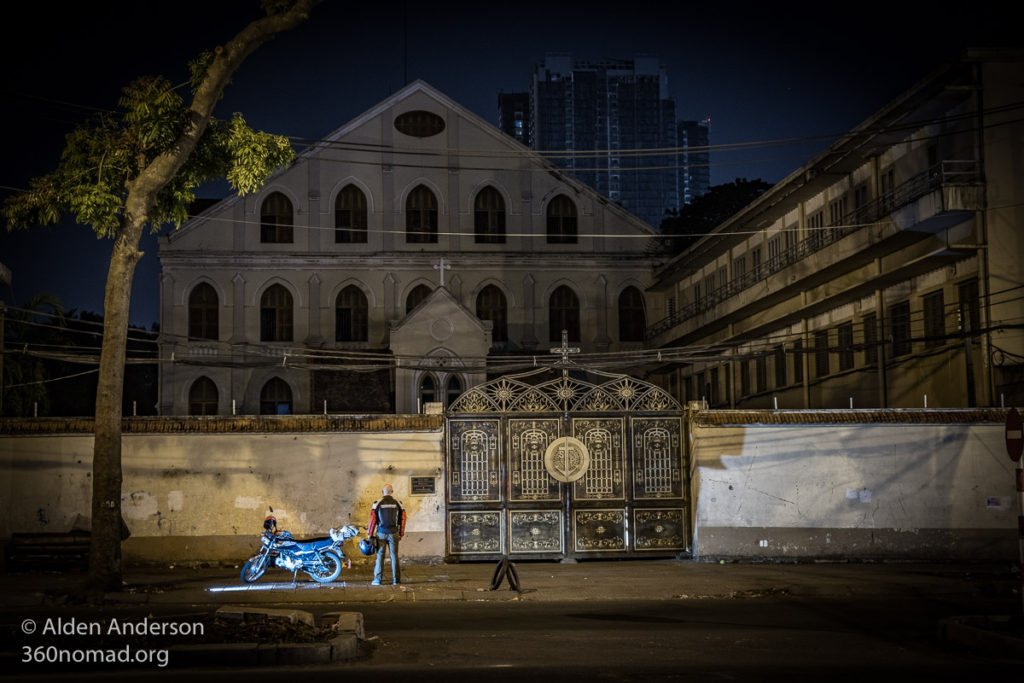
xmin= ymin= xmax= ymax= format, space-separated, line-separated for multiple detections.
xmin=445 ymin=368 xmax=687 ymax=560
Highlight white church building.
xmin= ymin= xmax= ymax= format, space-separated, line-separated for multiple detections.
xmin=157 ymin=81 xmax=666 ymax=415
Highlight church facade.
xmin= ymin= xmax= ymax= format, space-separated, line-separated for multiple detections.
xmin=157 ymin=82 xmax=666 ymax=416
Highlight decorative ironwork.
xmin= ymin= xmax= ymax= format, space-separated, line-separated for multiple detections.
xmin=632 ymin=417 xmax=683 ymax=499
xmin=633 ymin=508 xmax=685 ymax=551
xmin=544 ymin=437 xmax=590 ymax=483
xmin=449 ymin=511 xmax=503 ymax=554
xmin=448 ymin=419 xmax=501 ymax=502
xmin=448 ymin=367 xmax=681 ymax=414
xmin=509 ymin=419 xmax=560 ymax=500
xmin=574 ymin=509 xmax=626 ymax=552
xmin=510 ymin=510 xmax=563 ymax=553
xmin=572 ymin=418 xmax=624 ymax=500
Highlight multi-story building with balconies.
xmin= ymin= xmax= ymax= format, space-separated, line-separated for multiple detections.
xmin=647 ymin=49 xmax=1024 ymax=409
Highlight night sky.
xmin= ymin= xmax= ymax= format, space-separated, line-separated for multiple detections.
xmin=0 ymin=1 xmax=1017 ymax=327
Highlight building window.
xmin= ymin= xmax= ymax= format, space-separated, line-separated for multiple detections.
xmin=476 ymin=285 xmax=508 ymax=343
xmin=406 ymin=284 xmax=432 ymax=314
xmin=445 ymin=375 xmax=463 ymax=408
xmin=814 ymin=330 xmax=830 ymax=378
xmin=260 ymin=192 xmax=294 ymax=243
xmin=958 ymin=279 xmax=980 ymax=334
xmin=406 ymin=185 xmax=438 ymax=243
xmin=335 ymin=185 xmax=368 ymax=243
xmin=755 ymin=355 xmax=767 ymax=393
xmin=863 ymin=313 xmax=878 ymax=365
xmin=750 ymin=246 xmax=762 ymax=274
xmin=335 ymin=285 xmax=368 ymax=342
xmin=837 ymin=322 xmax=854 ymax=371
xmin=807 ymin=210 xmax=825 ymax=249
xmin=618 ymin=286 xmax=646 ymax=342
xmin=394 ymin=110 xmax=446 ymax=138
xmin=474 ymin=187 xmax=506 ymax=244
xmin=709 ymin=367 xmax=720 ymax=405
xmin=419 ymin=374 xmax=437 ymax=408
xmin=733 ymin=255 xmax=746 ymax=281
xmin=188 ymin=376 xmax=218 ymax=416
xmin=188 ymin=283 xmax=218 ymax=341
xmin=260 ymin=377 xmax=292 ymax=415
xmin=793 ymin=340 xmax=804 ymax=383
xmin=549 ymin=285 xmax=580 ymax=342
xmin=774 ymin=345 xmax=786 ymax=388
xmin=694 ymin=371 xmax=705 ymax=401
xmin=546 ymin=195 xmax=578 ymax=244
xmin=260 ymin=284 xmax=293 ymax=342
xmin=890 ymin=300 xmax=912 ymax=357
xmin=923 ymin=290 xmax=945 ymax=348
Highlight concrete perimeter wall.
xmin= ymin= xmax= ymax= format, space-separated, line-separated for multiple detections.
xmin=690 ymin=415 xmax=1019 ymax=561
xmin=0 ymin=417 xmax=444 ymax=565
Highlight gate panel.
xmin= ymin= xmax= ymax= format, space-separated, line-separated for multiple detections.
xmin=448 ymin=511 xmax=503 ymax=555
xmin=448 ymin=419 xmax=501 ymax=502
xmin=510 ymin=510 xmax=563 ymax=554
xmin=573 ymin=509 xmax=627 ymax=552
xmin=634 ymin=508 xmax=686 ymax=551
xmin=508 ymin=419 xmax=561 ymax=501
xmin=631 ymin=417 xmax=684 ymax=500
xmin=571 ymin=417 xmax=625 ymax=501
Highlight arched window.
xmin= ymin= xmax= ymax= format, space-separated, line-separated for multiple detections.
xmin=188 ymin=282 xmax=218 ymax=340
xmin=188 ymin=376 xmax=218 ymax=415
xmin=546 ymin=195 xmax=577 ymax=244
xmin=476 ymin=285 xmax=508 ymax=343
xmin=335 ymin=285 xmax=368 ymax=342
xmin=406 ymin=185 xmax=438 ymax=243
xmin=549 ymin=285 xmax=580 ymax=342
xmin=474 ymin=187 xmax=506 ymax=244
xmin=618 ymin=286 xmax=646 ymax=342
xmin=260 ymin=191 xmax=294 ymax=243
xmin=406 ymin=284 xmax=433 ymax=314
xmin=335 ymin=185 xmax=367 ymax=243
xmin=260 ymin=377 xmax=293 ymax=415
xmin=445 ymin=374 xmax=463 ymax=408
xmin=418 ymin=374 xmax=436 ymax=409
xmin=260 ymin=284 xmax=293 ymax=342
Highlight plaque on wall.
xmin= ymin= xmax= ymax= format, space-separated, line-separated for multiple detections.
xmin=631 ymin=417 xmax=684 ymax=500
xmin=572 ymin=417 xmax=625 ymax=501
xmin=448 ymin=419 xmax=501 ymax=502
xmin=633 ymin=508 xmax=686 ymax=551
xmin=449 ymin=510 xmax=503 ymax=555
xmin=573 ymin=509 xmax=627 ymax=552
xmin=509 ymin=510 xmax=563 ymax=554
xmin=410 ymin=476 xmax=436 ymax=495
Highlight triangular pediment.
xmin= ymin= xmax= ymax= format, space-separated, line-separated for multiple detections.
xmin=389 ymin=286 xmax=492 ymax=359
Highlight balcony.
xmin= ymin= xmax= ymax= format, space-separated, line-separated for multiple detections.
xmin=648 ymin=160 xmax=982 ymax=341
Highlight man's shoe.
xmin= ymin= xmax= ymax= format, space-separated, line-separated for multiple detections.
xmin=393 ymin=580 xmax=401 ymax=585
xmin=371 ymin=580 xmax=381 ymax=586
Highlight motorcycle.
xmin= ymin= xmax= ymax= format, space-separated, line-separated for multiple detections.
xmin=241 ymin=510 xmax=359 ymax=584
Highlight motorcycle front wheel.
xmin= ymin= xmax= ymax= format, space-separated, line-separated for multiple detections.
xmin=308 ymin=551 xmax=342 ymax=583
xmin=241 ymin=553 xmax=269 ymax=583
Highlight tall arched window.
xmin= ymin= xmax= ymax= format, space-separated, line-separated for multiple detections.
xmin=476 ymin=285 xmax=508 ymax=343
xmin=260 ymin=377 xmax=293 ymax=415
xmin=188 ymin=282 xmax=219 ymax=340
xmin=445 ymin=375 xmax=463 ymax=408
xmin=260 ymin=284 xmax=293 ymax=342
xmin=406 ymin=284 xmax=432 ymax=314
xmin=260 ymin=191 xmax=294 ymax=243
xmin=335 ymin=285 xmax=368 ymax=342
xmin=549 ymin=285 xmax=580 ymax=342
xmin=474 ymin=186 xmax=506 ymax=244
xmin=335 ymin=185 xmax=367 ymax=243
xmin=546 ymin=195 xmax=577 ymax=244
xmin=618 ymin=286 xmax=646 ymax=342
xmin=406 ymin=185 xmax=438 ymax=243
xmin=188 ymin=376 xmax=218 ymax=415
xmin=418 ymin=374 xmax=437 ymax=409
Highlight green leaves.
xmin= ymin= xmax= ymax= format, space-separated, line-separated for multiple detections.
xmin=223 ymin=113 xmax=294 ymax=195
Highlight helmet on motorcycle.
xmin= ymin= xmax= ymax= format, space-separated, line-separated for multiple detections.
xmin=263 ymin=515 xmax=277 ymax=532
xmin=358 ymin=538 xmax=375 ymax=556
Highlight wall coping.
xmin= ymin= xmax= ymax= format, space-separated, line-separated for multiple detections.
xmin=0 ymin=414 xmax=444 ymax=435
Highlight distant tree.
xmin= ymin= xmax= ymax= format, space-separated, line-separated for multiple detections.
xmin=2 ymin=0 xmax=322 ymax=592
xmin=660 ymin=178 xmax=771 ymax=253
xmin=1 ymin=294 xmax=66 ymax=417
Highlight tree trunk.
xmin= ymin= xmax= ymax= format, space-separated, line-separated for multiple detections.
xmin=87 ymin=222 xmax=144 ymax=591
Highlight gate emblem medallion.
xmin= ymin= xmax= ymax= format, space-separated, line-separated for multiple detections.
xmin=544 ymin=437 xmax=590 ymax=483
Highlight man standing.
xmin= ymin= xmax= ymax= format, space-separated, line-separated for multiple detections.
xmin=368 ymin=483 xmax=406 ymax=585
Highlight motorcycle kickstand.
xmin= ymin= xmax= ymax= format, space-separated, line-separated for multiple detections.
xmin=290 ymin=569 xmax=298 ymax=588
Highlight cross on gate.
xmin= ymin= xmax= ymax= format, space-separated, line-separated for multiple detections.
xmin=433 ymin=258 xmax=452 ymax=287
xmin=549 ymin=329 xmax=580 ymax=365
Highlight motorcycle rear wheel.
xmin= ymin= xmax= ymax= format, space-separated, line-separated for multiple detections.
xmin=308 ymin=551 xmax=342 ymax=583
xmin=241 ymin=554 xmax=269 ymax=583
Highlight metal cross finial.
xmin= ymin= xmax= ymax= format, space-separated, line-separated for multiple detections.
xmin=549 ymin=329 xmax=580 ymax=365
xmin=433 ymin=258 xmax=452 ymax=287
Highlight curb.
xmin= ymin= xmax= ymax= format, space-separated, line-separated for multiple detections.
xmin=939 ymin=615 xmax=1024 ymax=659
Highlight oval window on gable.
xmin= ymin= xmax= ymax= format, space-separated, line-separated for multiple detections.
xmin=394 ymin=110 xmax=446 ymax=138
